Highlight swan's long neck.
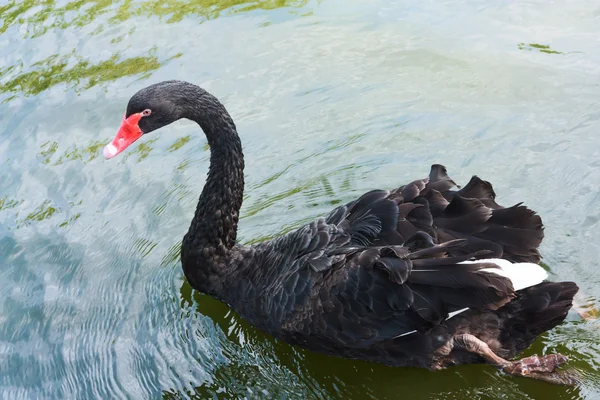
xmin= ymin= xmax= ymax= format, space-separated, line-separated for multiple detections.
xmin=181 ymin=88 xmax=245 ymax=286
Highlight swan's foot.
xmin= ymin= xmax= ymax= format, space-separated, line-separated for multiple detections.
xmin=514 ymin=368 xmax=582 ymax=385
xmin=503 ymin=354 xmax=568 ymax=375
xmin=452 ymin=334 xmax=577 ymax=386
xmin=502 ymin=354 xmax=580 ymax=385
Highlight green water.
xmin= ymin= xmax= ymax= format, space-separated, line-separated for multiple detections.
xmin=2 ymin=0 xmax=600 ymax=398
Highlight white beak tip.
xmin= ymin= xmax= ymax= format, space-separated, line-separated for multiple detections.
xmin=103 ymin=144 xmax=118 ymax=159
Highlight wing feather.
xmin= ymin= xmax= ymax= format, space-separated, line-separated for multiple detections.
xmin=248 ymin=164 xmax=545 ymax=350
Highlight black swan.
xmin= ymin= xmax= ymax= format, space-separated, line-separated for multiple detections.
xmin=104 ymin=80 xmax=579 ymax=385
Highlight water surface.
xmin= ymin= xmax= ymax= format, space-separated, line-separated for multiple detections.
xmin=2 ymin=0 xmax=600 ymax=398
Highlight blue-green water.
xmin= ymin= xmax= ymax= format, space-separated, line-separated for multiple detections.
xmin=2 ymin=0 xmax=600 ymax=398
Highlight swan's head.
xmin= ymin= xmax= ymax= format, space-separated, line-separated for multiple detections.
xmin=103 ymin=81 xmax=185 ymax=159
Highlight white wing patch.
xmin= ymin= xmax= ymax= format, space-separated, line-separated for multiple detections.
xmin=460 ymin=258 xmax=548 ymax=291
xmin=392 ymin=259 xmax=547 ymax=340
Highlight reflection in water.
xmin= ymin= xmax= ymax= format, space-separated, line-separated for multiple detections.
xmin=131 ymin=237 xmax=158 ymax=258
xmin=127 ymin=138 xmax=159 ymax=162
xmin=1 ymin=0 xmax=121 ymax=38
xmin=160 ymin=241 xmax=182 ymax=267
xmin=37 ymin=134 xmax=191 ymax=168
xmin=1 ymin=0 xmax=312 ymax=101
xmin=518 ymin=43 xmax=564 ymax=55
xmin=19 ymin=200 xmax=59 ymax=227
xmin=0 ymin=196 xmax=22 ymax=212
xmin=167 ymin=136 xmax=191 ymax=152
xmin=38 ymin=140 xmax=106 ymax=165
xmin=0 ymin=0 xmax=310 ymax=39
xmin=1 ymin=51 xmax=181 ymax=102
xmin=5 ymin=198 xmax=82 ymax=230
xmin=133 ymin=0 xmax=310 ymax=23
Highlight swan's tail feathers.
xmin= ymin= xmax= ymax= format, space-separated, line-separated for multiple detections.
xmin=460 ymin=258 xmax=548 ymax=291
xmin=336 ymin=165 xmax=544 ymax=263
xmin=497 ymin=281 xmax=579 ymax=355
xmin=390 ymin=164 xmax=545 ymax=263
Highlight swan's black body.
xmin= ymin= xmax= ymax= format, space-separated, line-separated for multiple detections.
xmin=114 ymin=81 xmax=578 ymax=378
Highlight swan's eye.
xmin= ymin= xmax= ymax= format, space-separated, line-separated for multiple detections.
xmin=142 ymin=109 xmax=152 ymax=117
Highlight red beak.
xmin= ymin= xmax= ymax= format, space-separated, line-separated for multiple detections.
xmin=103 ymin=113 xmax=143 ymax=159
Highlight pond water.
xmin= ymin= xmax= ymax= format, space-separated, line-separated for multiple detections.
xmin=2 ymin=0 xmax=600 ymax=398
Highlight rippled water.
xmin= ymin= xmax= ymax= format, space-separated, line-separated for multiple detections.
xmin=2 ymin=0 xmax=600 ymax=398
